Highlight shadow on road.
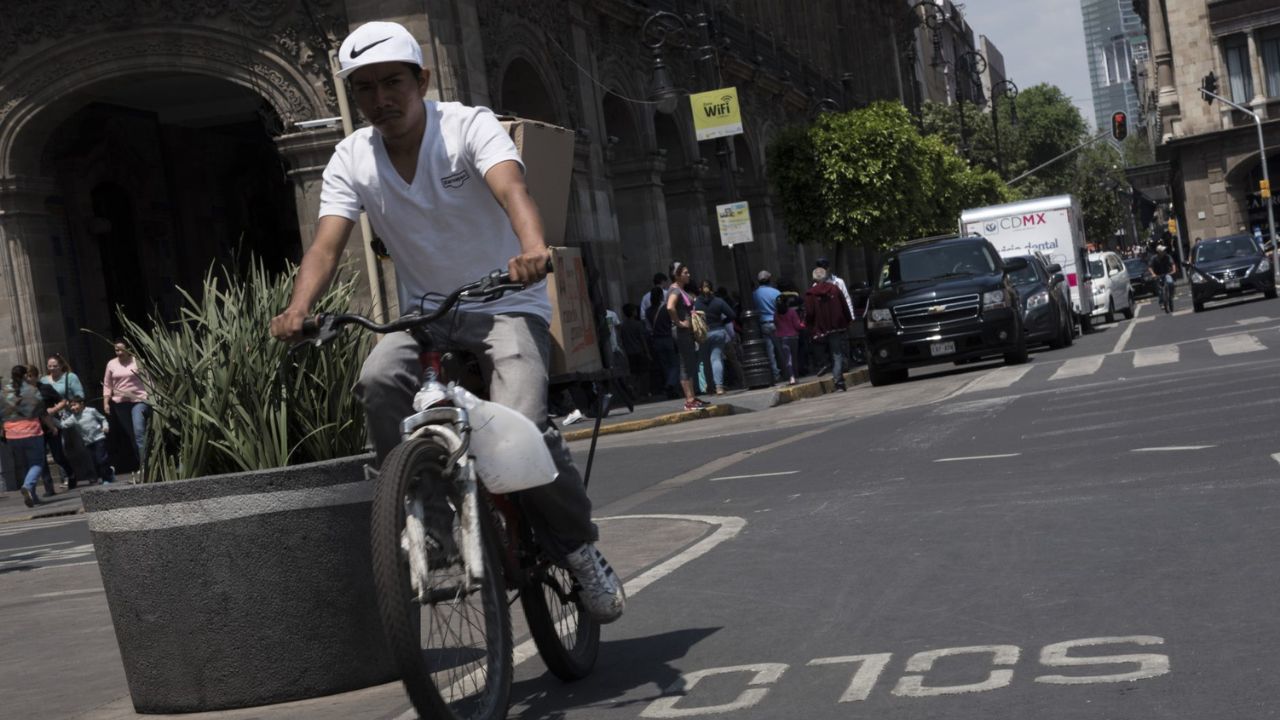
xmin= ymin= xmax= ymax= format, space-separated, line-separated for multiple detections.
xmin=508 ymin=626 xmax=720 ymax=720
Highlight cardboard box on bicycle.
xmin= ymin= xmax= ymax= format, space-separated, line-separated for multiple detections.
xmin=546 ymin=245 xmax=603 ymax=377
xmin=499 ymin=117 xmax=574 ymax=246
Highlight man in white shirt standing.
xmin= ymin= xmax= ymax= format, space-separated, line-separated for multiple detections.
xmin=815 ymin=257 xmax=854 ymax=320
xmin=269 ymin=21 xmax=623 ymax=623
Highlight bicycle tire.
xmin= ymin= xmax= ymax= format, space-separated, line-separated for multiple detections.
xmin=371 ymin=438 xmax=513 ymax=720
xmin=520 ymin=561 xmax=601 ymax=681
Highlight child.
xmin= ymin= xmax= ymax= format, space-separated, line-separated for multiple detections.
xmin=60 ymin=396 xmax=115 ymax=485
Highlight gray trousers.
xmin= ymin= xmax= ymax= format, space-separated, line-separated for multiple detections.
xmin=354 ymin=312 xmax=596 ymax=558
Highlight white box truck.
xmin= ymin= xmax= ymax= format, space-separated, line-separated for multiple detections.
xmin=960 ymin=195 xmax=1096 ymax=332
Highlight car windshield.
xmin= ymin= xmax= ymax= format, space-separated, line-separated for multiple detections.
xmin=878 ymin=243 xmax=998 ymax=288
xmin=1194 ymin=236 xmax=1258 ymax=263
xmin=1088 ymin=259 xmax=1105 ymax=277
xmin=1007 ymin=263 xmax=1040 ymax=286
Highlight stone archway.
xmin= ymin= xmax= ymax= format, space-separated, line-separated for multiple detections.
xmin=0 ymin=24 xmax=336 ymax=370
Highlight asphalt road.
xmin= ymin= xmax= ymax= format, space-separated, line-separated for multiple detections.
xmin=4 ymin=287 xmax=1280 ymax=719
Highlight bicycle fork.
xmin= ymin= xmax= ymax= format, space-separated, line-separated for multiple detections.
xmin=398 ymin=406 xmax=488 ymax=600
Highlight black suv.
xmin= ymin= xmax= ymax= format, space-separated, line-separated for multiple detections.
xmin=1188 ymin=233 xmax=1277 ymax=312
xmin=864 ymin=235 xmax=1028 ymax=386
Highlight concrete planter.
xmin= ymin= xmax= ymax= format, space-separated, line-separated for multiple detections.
xmin=82 ymin=454 xmax=396 ymax=714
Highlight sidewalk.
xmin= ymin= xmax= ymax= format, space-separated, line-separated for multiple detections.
xmin=559 ymin=365 xmax=869 ymax=442
xmin=0 ymin=482 xmax=93 ymax=524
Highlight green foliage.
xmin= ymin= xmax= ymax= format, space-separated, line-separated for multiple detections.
xmin=1004 ymin=84 xmax=1088 ymax=191
xmin=1071 ymin=143 xmax=1132 ymax=246
xmin=115 ymin=255 xmax=372 ymax=481
xmin=766 ymin=101 xmax=1010 ymax=251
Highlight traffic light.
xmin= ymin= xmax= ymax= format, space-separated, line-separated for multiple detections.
xmin=1111 ymin=111 xmax=1128 ymax=141
xmin=1201 ymin=72 xmax=1218 ymax=104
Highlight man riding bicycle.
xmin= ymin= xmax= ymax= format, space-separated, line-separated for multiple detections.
xmin=269 ymin=21 xmax=623 ymax=623
xmin=1148 ymin=244 xmax=1178 ymax=304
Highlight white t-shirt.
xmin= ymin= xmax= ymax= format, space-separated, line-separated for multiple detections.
xmin=319 ymin=100 xmax=551 ymax=322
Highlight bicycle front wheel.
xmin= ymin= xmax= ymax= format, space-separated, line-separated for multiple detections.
xmin=371 ymin=437 xmax=513 ymax=720
xmin=520 ymin=561 xmax=600 ymax=681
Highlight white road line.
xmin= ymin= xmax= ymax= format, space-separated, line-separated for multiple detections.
xmin=1172 ymin=308 xmax=1193 ymax=317
xmin=1272 ymin=453 xmax=1280 ymax=466
xmin=958 ymin=365 xmax=1033 ymax=394
xmin=1131 ymin=446 xmax=1216 ymax=452
xmin=1111 ymin=312 xmax=1150 ymax=355
xmin=934 ymin=453 xmax=1021 ymax=463
xmin=397 ymin=514 xmax=746 ymax=720
xmin=1209 ymin=333 xmax=1267 ymax=356
xmin=1049 ymin=355 xmax=1104 ymax=380
xmin=709 ymin=471 xmax=799 ymax=482
xmin=0 ymin=541 xmax=72 ymax=554
xmin=1207 ymin=317 xmax=1274 ymax=331
xmin=1132 ymin=344 xmax=1180 ymax=367
xmin=30 ymin=588 xmax=102 ymax=599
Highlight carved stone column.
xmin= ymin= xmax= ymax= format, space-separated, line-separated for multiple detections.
xmin=0 ymin=175 xmax=62 ymax=367
xmin=1148 ymin=0 xmax=1180 ymax=136
xmin=659 ymin=160 xmax=715 ymax=291
xmin=610 ymin=152 xmax=673 ymax=304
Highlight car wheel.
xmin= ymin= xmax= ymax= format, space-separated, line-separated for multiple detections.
xmin=1003 ymin=327 xmax=1029 ymax=365
xmin=1193 ymin=299 xmax=1204 ymax=313
xmin=1105 ymin=299 xmax=1115 ymax=324
xmin=1080 ymin=314 xmax=1093 ymax=333
xmin=1266 ymin=287 xmax=1278 ymax=300
xmin=1063 ymin=316 xmax=1074 ymax=346
xmin=1047 ymin=309 xmax=1067 ymax=349
xmin=1122 ymin=293 xmax=1134 ymax=319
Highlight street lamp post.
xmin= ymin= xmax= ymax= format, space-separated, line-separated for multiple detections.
xmin=989 ymin=79 xmax=1018 ymax=178
xmin=955 ymin=51 xmax=987 ymax=160
xmin=642 ymin=8 xmax=776 ymax=389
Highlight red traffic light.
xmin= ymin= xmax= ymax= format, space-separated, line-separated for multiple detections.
xmin=1111 ymin=111 xmax=1128 ymax=141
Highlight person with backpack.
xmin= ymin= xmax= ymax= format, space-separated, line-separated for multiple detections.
xmin=805 ymin=267 xmax=853 ymax=392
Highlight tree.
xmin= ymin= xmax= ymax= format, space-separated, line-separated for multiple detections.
xmin=1071 ymin=143 xmax=1132 ymax=247
xmin=766 ymin=101 xmax=1009 ymax=257
xmin=1003 ymin=84 xmax=1088 ymax=194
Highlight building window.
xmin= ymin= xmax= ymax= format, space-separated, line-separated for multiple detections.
xmin=1264 ymin=36 xmax=1280 ymax=97
xmin=1223 ymin=35 xmax=1254 ymax=102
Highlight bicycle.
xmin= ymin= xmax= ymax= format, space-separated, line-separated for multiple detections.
xmin=293 ymin=269 xmax=602 ymax=720
xmin=1157 ymin=272 xmax=1174 ymax=314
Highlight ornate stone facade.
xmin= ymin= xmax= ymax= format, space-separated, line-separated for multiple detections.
xmin=0 ymin=0 xmax=898 ymax=375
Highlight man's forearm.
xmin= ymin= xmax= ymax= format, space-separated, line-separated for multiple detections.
xmin=287 ymin=242 xmax=342 ymax=312
xmin=504 ymin=188 xmax=547 ymax=253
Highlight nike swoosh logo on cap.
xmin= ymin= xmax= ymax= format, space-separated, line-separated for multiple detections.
xmin=350 ymin=37 xmax=391 ymax=59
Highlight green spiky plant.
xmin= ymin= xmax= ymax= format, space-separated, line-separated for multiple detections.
xmin=114 ymin=254 xmax=373 ymax=482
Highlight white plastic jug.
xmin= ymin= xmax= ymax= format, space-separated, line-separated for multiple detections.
xmin=446 ymin=386 xmax=558 ymax=493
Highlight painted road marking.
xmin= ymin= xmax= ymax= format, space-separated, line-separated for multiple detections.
xmin=710 ymin=471 xmax=799 ymax=482
xmin=1208 ymin=317 xmax=1274 ymax=331
xmin=1271 ymin=453 xmax=1280 ymax=466
xmin=1131 ymin=446 xmax=1215 ymax=452
xmin=404 ymin=514 xmax=747 ymax=720
xmin=1111 ymin=313 xmax=1151 ymax=354
xmin=1132 ymin=344 xmax=1180 ymax=367
xmin=30 ymin=588 xmax=103 ymax=599
xmin=934 ymin=453 xmax=1021 ymax=463
xmin=959 ymin=365 xmax=1033 ymax=394
xmin=1 ymin=541 xmax=71 ymax=554
xmin=1172 ymin=308 xmax=1193 ymax=316
xmin=1050 ymin=355 xmax=1104 ymax=381
xmin=1209 ymin=333 xmax=1267 ymax=356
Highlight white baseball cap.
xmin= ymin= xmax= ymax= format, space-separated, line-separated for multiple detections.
xmin=336 ymin=21 xmax=424 ymax=79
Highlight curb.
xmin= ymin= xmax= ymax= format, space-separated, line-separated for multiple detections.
xmin=562 ymin=402 xmax=737 ymax=441
xmin=0 ymin=507 xmax=83 ymax=525
xmin=768 ymin=367 xmax=869 ymax=407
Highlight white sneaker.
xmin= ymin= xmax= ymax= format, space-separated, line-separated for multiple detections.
xmin=563 ymin=409 xmax=587 ymax=425
xmin=563 ymin=543 xmax=625 ymax=624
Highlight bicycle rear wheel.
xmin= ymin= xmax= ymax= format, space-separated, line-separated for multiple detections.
xmin=371 ymin=437 xmax=512 ymax=720
xmin=520 ymin=561 xmax=600 ymax=681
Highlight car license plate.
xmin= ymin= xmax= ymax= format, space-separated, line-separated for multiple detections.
xmin=1226 ymin=279 xmax=1241 ymax=289
xmin=930 ymin=341 xmax=956 ymax=356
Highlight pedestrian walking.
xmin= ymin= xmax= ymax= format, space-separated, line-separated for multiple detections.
xmin=695 ymin=280 xmax=736 ymax=395
xmin=618 ymin=303 xmax=651 ymax=399
xmin=774 ymin=284 xmax=804 ymax=385
xmin=25 ymin=365 xmax=60 ymax=496
xmin=638 ymin=272 xmax=669 ymax=333
xmin=58 ymin=396 xmax=115 ymax=485
xmin=3 ymin=365 xmax=48 ymax=507
xmin=753 ymin=270 xmax=783 ymax=383
xmin=666 ymin=262 xmax=711 ymax=411
xmin=102 ymin=338 xmax=151 ymax=478
xmin=805 ymin=267 xmax=853 ymax=392
xmin=40 ymin=353 xmax=84 ymax=488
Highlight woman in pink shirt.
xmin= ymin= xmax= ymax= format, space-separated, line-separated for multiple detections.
xmin=102 ymin=339 xmax=151 ymax=475
xmin=774 ymin=285 xmax=805 ymax=385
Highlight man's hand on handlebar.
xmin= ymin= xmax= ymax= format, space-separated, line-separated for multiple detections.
xmin=508 ymin=247 xmax=552 ymax=285
xmin=270 ymin=307 xmax=311 ymax=344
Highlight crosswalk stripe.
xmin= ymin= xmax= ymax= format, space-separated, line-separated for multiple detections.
xmin=959 ymin=365 xmax=1034 ymax=393
xmin=1049 ymin=355 xmax=1104 ymax=380
xmin=1209 ymin=333 xmax=1267 ymax=356
xmin=1133 ymin=344 xmax=1180 ymax=367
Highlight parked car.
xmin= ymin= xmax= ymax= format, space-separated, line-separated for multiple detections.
xmin=864 ymin=235 xmax=1028 ymax=386
xmin=1124 ymin=257 xmax=1158 ymax=299
xmin=1007 ymin=254 xmax=1073 ymax=349
xmin=1086 ymin=251 xmax=1134 ymax=323
xmin=1188 ymin=233 xmax=1277 ymax=312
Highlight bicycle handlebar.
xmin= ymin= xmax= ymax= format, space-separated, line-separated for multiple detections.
xmin=297 ymin=264 xmax=548 ymax=347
